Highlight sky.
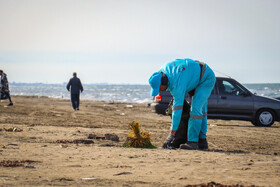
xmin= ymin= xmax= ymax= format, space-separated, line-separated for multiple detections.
xmin=0 ymin=0 xmax=280 ymax=84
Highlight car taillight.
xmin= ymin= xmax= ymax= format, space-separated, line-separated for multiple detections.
xmin=155 ymin=94 xmax=162 ymax=102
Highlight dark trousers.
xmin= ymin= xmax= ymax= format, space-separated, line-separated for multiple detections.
xmin=1 ymin=89 xmax=12 ymax=103
xmin=7 ymin=92 xmax=12 ymax=103
xmin=71 ymin=93 xmax=80 ymax=110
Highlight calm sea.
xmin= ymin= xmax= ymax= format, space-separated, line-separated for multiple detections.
xmin=9 ymin=83 xmax=280 ymax=103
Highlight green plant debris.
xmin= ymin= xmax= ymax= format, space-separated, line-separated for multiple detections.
xmin=123 ymin=121 xmax=157 ymax=149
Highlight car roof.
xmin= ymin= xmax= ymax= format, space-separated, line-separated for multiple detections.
xmin=216 ymin=76 xmax=234 ymax=81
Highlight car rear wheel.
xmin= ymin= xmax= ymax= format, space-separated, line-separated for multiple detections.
xmin=255 ymin=109 xmax=275 ymax=127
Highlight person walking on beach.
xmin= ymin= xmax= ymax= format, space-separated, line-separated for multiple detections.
xmin=66 ymin=72 xmax=83 ymax=111
xmin=149 ymin=58 xmax=215 ymax=150
xmin=0 ymin=70 xmax=13 ymax=106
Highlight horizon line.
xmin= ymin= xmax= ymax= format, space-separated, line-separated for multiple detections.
xmin=9 ymin=82 xmax=280 ymax=85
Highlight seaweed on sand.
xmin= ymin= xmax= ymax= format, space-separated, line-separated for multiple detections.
xmin=123 ymin=121 xmax=156 ymax=149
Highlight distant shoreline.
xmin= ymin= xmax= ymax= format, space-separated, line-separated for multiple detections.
xmin=8 ymin=95 xmax=140 ymax=104
xmin=8 ymin=83 xmax=280 ymax=103
xmin=10 ymin=83 xmax=150 ymax=86
xmin=9 ymin=82 xmax=280 ymax=86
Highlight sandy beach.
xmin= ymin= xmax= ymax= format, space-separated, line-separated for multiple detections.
xmin=0 ymin=96 xmax=279 ymax=186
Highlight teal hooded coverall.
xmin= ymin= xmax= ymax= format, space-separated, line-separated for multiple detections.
xmin=159 ymin=58 xmax=216 ymax=142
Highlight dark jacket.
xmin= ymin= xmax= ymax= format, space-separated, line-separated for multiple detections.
xmin=1 ymin=73 xmax=9 ymax=90
xmin=66 ymin=77 xmax=83 ymax=94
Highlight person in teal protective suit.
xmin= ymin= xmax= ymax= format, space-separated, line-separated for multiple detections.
xmin=149 ymin=58 xmax=216 ymax=150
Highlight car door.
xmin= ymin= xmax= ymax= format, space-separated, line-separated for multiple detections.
xmin=216 ymin=78 xmax=254 ymax=119
xmin=207 ymin=82 xmax=218 ymax=115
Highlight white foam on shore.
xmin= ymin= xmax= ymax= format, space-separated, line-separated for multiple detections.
xmin=10 ymin=85 xmax=152 ymax=103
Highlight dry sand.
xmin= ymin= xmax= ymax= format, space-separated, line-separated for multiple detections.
xmin=0 ymin=96 xmax=279 ymax=186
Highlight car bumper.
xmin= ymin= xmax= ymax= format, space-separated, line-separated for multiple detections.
xmin=275 ymin=109 xmax=280 ymax=122
xmin=153 ymin=103 xmax=169 ymax=115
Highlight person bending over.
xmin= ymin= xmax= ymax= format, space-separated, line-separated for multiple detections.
xmin=149 ymin=58 xmax=216 ymax=150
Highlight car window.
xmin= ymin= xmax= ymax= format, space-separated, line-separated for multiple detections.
xmin=218 ymin=80 xmax=247 ymax=96
xmin=211 ymin=85 xmax=215 ymax=95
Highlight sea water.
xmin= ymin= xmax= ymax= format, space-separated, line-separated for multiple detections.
xmin=10 ymin=84 xmax=152 ymax=103
xmin=9 ymin=83 xmax=280 ymax=103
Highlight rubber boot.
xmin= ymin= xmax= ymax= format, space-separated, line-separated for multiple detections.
xmin=198 ymin=138 xmax=208 ymax=150
xmin=179 ymin=141 xmax=198 ymax=150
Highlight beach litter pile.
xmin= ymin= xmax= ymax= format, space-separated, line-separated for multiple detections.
xmin=55 ymin=139 xmax=94 ymax=144
xmin=87 ymin=133 xmax=119 ymax=141
xmin=0 ymin=160 xmax=40 ymax=168
xmin=185 ymin=181 xmax=256 ymax=187
xmin=105 ymin=133 xmax=119 ymax=141
xmin=123 ymin=121 xmax=156 ymax=148
xmin=0 ymin=127 xmax=23 ymax=132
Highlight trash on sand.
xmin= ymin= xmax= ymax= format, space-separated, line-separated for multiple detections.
xmin=87 ymin=133 xmax=97 ymax=139
xmin=53 ymin=178 xmax=74 ymax=182
xmin=113 ymin=172 xmax=132 ymax=176
xmin=82 ymin=177 xmax=96 ymax=180
xmin=123 ymin=121 xmax=156 ymax=148
xmin=185 ymin=181 xmax=255 ymax=187
xmin=210 ymin=124 xmax=217 ymax=126
xmin=105 ymin=133 xmax=119 ymax=141
xmin=96 ymin=136 xmax=106 ymax=140
xmin=60 ymin=144 xmax=68 ymax=148
xmin=87 ymin=133 xmax=119 ymax=141
xmin=0 ymin=160 xmax=40 ymax=168
xmin=120 ymin=113 xmax=125 ymax=116
xmin=0 ymin=127 xmax=23 ymax=132
xmin=126 ymin=105 xmax=133 ymax=108
xmin=55 ymin=139 xmax=94 ymax=144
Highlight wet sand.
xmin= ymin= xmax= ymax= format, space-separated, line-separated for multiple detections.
xmin=0 ymin=96 xmax=279 ymax=186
